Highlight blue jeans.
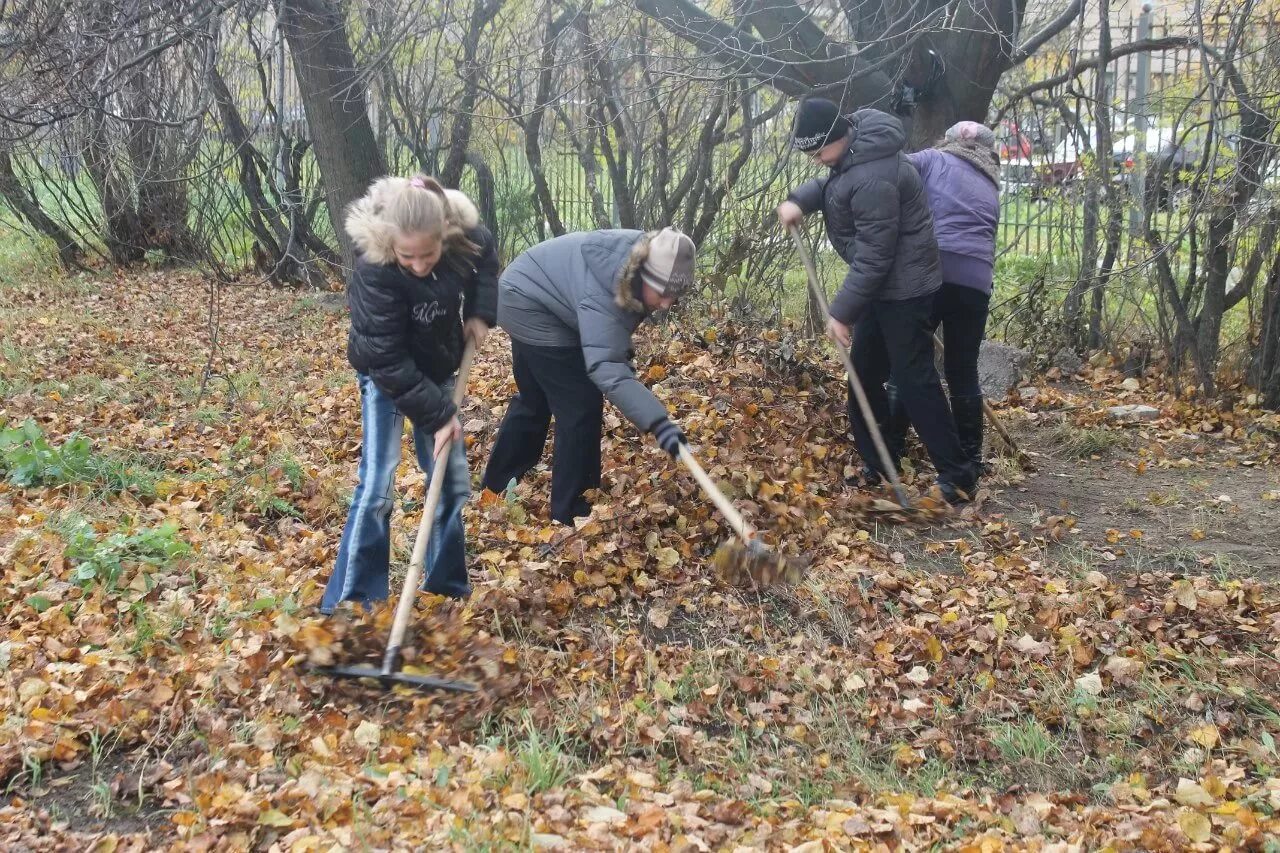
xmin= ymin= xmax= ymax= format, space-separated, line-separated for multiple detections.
xmin=320 ymin=373 xmax=471 ymax=614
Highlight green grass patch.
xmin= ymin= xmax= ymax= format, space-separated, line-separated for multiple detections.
xmin=0 ymin=419 xmax=161 ymax=498
xmin=1050 ymin=422 xmax=1128 ymax=459
xmin=53 ymin=514 xmax=190 ymax=591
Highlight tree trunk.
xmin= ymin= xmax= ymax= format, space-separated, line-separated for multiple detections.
xmin=1256 ymin=250 xmax=1280 ymax=409
xmin=277 ymin=0 xmax=385 ymax=270
xmin=0 ymin=147 xmax=83 ymax=267
xmin=523 ymin=7 xmax=574 ymax=237
xmin=1089 ymin=0 xmax=1122 ymax=351
xmin=84 ymin=110 xmax=146 ymax=265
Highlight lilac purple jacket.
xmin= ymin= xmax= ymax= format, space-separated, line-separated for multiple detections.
xmin=907 ymin=149 xmax=1000 ymax=294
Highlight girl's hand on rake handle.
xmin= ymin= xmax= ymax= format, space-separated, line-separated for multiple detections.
xmin=653 ymin=418 xmax=687 ymax=457
xmin=433 ymin=415 xmax=463 ymax=459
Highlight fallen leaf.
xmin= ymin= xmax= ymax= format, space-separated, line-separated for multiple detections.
xmin=1188 ymin=724 xmax=1219 ymax=749
xmin=1177 ymin=808 xmax=1211 ymax=842
xmin=905 ymin=665 xmax=930 ymax=686
xmin=1173 ymin=580 xmax=1198 ymax=610
xmin=257 ymin=808 xmax=294 ymax=827
xmin=1075 ymin=672 xmax=1103 ymax=697
xmin=353 ymin=720 xmax=381 ymax=749
xmin=582 ymin=805 xmax=627 ymax=824
xmin=1014 ymin=633 xmax=1051 ymax=657
xmin=1174 ymin=778 xmax=1215 ymax=807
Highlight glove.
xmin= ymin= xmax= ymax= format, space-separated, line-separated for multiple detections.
xmin=652 ymin=419 xmax=687 ymax=458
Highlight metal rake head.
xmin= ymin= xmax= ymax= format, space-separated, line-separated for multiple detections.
xmin=712 ymin=538 xmax=808 ymax=589
xmin=312 ymin=663 xmax=478 ymax=694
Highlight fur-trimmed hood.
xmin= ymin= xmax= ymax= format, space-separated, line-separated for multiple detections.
xmin=613 ymin=230 xmax=657 ymax=313
xmin=345 ymin=178 xmax=482 ymax=266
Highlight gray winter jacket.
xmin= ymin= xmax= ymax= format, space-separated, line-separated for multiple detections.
xmin=497 ymin=229 xmax=670 ymax=432
xmin=788 ymin=109 xmax=942 ymax=325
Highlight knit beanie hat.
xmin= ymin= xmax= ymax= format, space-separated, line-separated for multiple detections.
xmin=641 ymin=227 xmax=696 ymax=295
xmin=945 ymin=121 xmax=996 ymax=149
xmin=792 ymin=98 xmax=851 ymax=152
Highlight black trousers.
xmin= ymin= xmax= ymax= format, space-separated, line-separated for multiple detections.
xmin=847 ymin=293 xmax=974 ymax=489
xmin=932 ymin=282 xmax=991 ymax=397
xmin=481 ymin=339 xmax=604 ymax=524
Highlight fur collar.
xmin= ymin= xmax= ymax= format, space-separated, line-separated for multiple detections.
xmin=614 ymin=230 xmax=656 ymax=313
xmin=936 ymin=139 xmax=1001 ymax=187
xmin=346 ymin=184 xmax=481 ymax=266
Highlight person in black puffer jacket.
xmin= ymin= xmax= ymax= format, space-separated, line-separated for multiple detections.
xmin=320 ymin=175 xmax=498 ymax=615
xmin=777 ymin=99 xmax=976 ymax=503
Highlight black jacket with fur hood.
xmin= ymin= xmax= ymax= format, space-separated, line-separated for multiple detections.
xmin=495 ymin=229 xmax=670 ymax=432
xmin=345 ymin=187 xmax=498 ymax=432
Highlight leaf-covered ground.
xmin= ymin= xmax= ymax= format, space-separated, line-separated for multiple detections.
xmin=2 ymin=269 xmax=1279 ymax=851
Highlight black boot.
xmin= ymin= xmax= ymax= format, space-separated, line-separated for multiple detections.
xmin=845 ymin=384 xmax=911 ymax=489
xmin=884 ymin=383 xmax=910 ymax=469
xmin=950 ymin=395 xmax=987 ymax=477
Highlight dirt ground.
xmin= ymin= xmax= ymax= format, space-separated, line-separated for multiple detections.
xmin=874 ymin=381 xmax=1280 ymax=579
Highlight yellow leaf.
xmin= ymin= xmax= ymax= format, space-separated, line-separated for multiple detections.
xmin=354 ymin=720 xmax=381 ymax=749
xmin=893 ymin=744 xmax=921 ymax=767
xmin=654 ymin=547 xmax=680 ymax=569
xmin=993 ymin=612 xmax=1008 ymax=637
xmin=646 ymin=365 xmax=668 ymax=381
xmin=258 ymin=808 xmax=295 ymax=827
xmin=1188 ymin=724 xmax=1219 ymax=749
xmin=1174 ymin=778 xmax=1215 ymax=807
xmin=757 ymin=481 xmax=783 ymax=499
xmin=1174 ymin=580 xmax=1198 ymax=611
xmin=1190 ymin=528 xmax=1206 ymax=541
xmin=1177 ymin=809 xmax=1211 ymax=843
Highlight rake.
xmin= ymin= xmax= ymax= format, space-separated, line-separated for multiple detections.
xmin=677 ymin=445 xmax=806 ymax=588
xmin=315 ymin=341 xmax=479 ymax=694
xmin=787 ymin=224 xmax=912 ymax=509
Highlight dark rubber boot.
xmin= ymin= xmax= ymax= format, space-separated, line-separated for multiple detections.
xmin=884 ymin=383 xmax=910 ymax=469
xmin=950 ymin=394 xmax=987 ymax=477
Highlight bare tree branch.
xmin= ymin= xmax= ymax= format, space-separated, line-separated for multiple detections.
xmin=1008 ymin=0 xmax=1083 ymax=67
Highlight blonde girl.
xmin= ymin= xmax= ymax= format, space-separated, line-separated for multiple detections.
xmin=320 ymin=176 xmax=497 ymax=614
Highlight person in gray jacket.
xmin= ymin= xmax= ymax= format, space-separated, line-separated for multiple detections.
xmin=481 ymin=227 xmax=694 ymax=523
xmin=777 ymin=99 xmax=975 ymax=502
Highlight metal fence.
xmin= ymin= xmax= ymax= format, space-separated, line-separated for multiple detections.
xmin=992 ymin=7 xmax=1274 ymax=261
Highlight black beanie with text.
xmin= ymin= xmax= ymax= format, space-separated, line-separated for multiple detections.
xmin=792 ymin=97 xmax=851 ymax=152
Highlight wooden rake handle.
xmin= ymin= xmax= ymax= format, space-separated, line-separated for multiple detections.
xmin=786 ymin=224 xmax=912 ymax=509
xmin=677 ymin=444 xmax=754 ymax=544
xmin=383 ymin=340 xmax=477 ymax=674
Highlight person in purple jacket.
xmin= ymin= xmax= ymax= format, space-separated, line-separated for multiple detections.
xmin=884 ymin=121 xmax=1001 ymax=476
